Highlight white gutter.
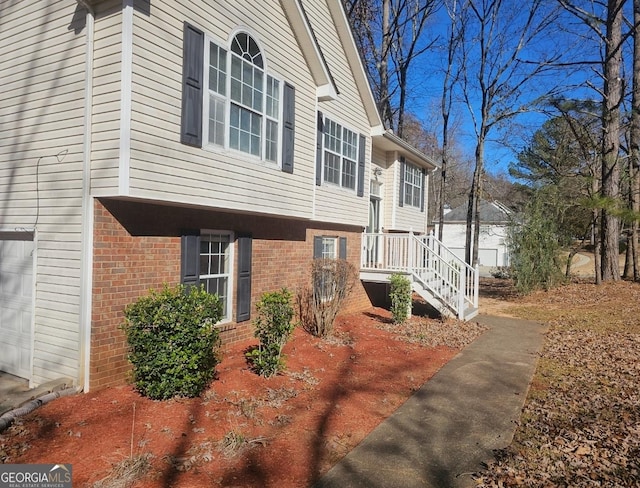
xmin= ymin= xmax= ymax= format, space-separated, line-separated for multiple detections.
xmin=77 ymin=0 xmax=95 ymax=393
xmin=375 ymin=130 xmax=439 ymax=171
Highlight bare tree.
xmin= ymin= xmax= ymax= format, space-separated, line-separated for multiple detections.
xmin=457 ymin=0 xmax=563 ymax=265
xmin=344 ymin=0 xmax=441 ymax=135
xmin=438 ymin=0 xmax=462 ymax=240
xmin=629 ymin=0 xmax=640 ymax=281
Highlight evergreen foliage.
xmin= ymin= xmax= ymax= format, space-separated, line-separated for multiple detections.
xmin=389 ymin=273 xmax=412 ymax=324
xmin=246 ymin=289 xmax=295 ymax=377
xmin=508 ymin=193 xmax=565 ymax=294
xmin=122 ymin=284 xmax=222 ymax=400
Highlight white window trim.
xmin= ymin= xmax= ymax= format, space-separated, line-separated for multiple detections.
xmin=403 ymin=161 xmax=423 ymax=209
xmin=321 ymin=114 xmax=360 ymax=192
xmin=320 ymin=236 xmax=339 ymax=259
xmin=199 ymin=229 xmax=235 ymax=324
xmin=202 ymin=32 xmax=284 ymax=167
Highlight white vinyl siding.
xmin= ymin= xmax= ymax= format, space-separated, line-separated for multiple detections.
xmin=0 ymin=1 xmax=87 ymax=385
xmin=440 ymin=224 xmax=511 ymax=268
xmin=125 ymin=0 xmax=316 ymax=219
xmin=371 ymin=147 xmax=428 ymax=233
xmin=303 ymin=1 xmax=371 ymax=226
xmin=91 ymin=1 xmax=126 ymax=193
xmin=393 ymin=160 xmax=427 ymax=233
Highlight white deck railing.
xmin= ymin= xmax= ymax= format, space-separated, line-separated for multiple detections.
xmin=361 ymin=232 xmax=479 ymax=320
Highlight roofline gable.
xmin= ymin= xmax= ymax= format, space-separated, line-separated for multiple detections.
xmin=437 ymin=200 xmax=513 ymax=224
xmin=281 ymin=0 xmax=338 ymax=101
xmin=325 ymin=0 xmax=382 ymax=128
xmin=373 ymin=130 xmax=439 ymax=171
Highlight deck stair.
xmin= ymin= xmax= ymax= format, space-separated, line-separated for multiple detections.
xmin=361 ymin=232 xmax=479 ymax=321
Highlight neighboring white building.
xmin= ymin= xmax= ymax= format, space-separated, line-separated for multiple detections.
xmin=435 ymin=200 xmax=513 ymax=271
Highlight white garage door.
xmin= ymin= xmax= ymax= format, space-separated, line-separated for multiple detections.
xmin=478 ymin=248 xmax=498 ymax=267
xmin=0 ymin=233 xmax=34 ymax=379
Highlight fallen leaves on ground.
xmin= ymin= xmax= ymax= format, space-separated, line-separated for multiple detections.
xmin=0 ymin=307 xmax=485 ymax=488
xmin=475 ymin=279 xmax=640 ymax=487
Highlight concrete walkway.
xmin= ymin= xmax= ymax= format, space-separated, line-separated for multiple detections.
xmin=315 ymin=314 xmax=546 ymax=488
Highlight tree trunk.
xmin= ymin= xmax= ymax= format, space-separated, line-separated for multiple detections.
xmin=631 ymin=0 xmax=640 ymax=281
xmin=466 ymin=135 xmax=484 ymax=266
xmin=379 ymin=0 xmax=392 ymax=129
xmin=593 ymin=175 xmax=602 ymax=284
xmin=397 ymin=65 xmax=408 ymax=137
xmin=438 ymin=1 xmax=457 ymax=242
xmin=599 ymin=0 xmax=623 ymax=282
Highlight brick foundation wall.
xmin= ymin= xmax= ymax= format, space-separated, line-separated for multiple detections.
xmin=91 ymin=201 xmax=181 ymax=390
xmin=90 ymin=199 xmax=374 ymax=391
xmin=250 ymin=227 xmax=371 ymax=317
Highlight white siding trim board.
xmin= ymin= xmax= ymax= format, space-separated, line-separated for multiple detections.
xmin=118 ymin=0 xmax=134 ymax=195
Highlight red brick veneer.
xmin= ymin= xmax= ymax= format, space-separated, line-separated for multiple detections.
xmin=90 ymin=199 xmax=372 ymax=390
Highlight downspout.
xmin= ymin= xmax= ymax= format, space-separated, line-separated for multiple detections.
xmin=77 ymin=0 xmax=95 ymax=393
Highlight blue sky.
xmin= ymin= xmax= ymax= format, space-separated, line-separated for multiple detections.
xmin=387 ymin=0 xmax=623 ymax=178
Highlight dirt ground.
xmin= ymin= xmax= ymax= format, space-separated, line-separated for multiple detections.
xmin=0 ymin=307 xmax=485 ymax=488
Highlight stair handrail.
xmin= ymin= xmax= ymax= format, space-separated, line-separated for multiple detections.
xmin=361 ymin=232 xmax=479 ymax=319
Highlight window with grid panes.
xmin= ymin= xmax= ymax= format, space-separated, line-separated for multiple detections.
xmin=199 ymin=232 xmax=232 ymax=319
xmin=205 ymin=32 xmax=281 ymax=162
xmin=403 ymin=162 xmax=423 ymax=208
xmin=323 ymin=117 xmax=358 ymax=190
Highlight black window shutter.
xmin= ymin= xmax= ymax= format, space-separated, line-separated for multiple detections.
xmin=421 ymin=167 xmax=426 ymax=212
xmin=236 ymin=235 xmax=253 ymax=322
xmin=313 ymin=236 xmax=323 ymax=258
xmin=181 ymin=232 xmax=201 ymax=288
xmin=339 ymin=237 xmax=347 ymax=259
xmin=282 ymin=83 xmax=295 ymax=174
xmin=399 ymin=156 xmax=406 ymax=207
xmin=180 ymin=22 xmax=204 ymax=147
xmin=357 ymin=135 xmax=366 ymax=197
xmin=315 ymin=112 xmax=324 ymax=186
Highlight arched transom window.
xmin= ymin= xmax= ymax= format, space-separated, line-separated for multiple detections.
xmin=206 ymin=31 xmax=280 ymax=162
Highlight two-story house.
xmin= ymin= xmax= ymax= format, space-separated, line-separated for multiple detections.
xmin=1 ymin=0 xmax=447 ymax=392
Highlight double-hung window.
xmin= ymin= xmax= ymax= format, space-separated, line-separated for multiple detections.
xmin=199 ymin=231 xmax=233 ymax=320
xmin=319 ymin=236 xmax=337 ymax=259
xmin=403 ymin=161 xmax=423 ymax=208
xmin=181 ymin=230 xmax=252 ymax=323
xmin=323 ymin=117 xmax=359 ymax=190
xmin=312 ymin=235 xmax=347 ymax=302
xmin=204 ymin=32 xmax=281 ymax=162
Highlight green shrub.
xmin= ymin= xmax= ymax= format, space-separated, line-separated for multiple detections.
xmin=122 ymin=284 xmax=222 ymax=400
xmin=508 ymin=193 xmax=565 ymax=294
xmin=389 ymin=273 xmax=412 ymax=324
xmin=246 ymin=289 xmax=295 ymax=377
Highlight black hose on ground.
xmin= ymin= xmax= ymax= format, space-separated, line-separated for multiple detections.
xmin=0 ymin=387 xmax=79 ymax=433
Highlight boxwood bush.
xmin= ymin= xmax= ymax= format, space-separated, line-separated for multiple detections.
xmin=390 ymin=273 xmax=412 ymax=324
xmin=246 ymin=288 xmax=295 ymax=377
xmin=122 ymin=284 xmax=223 ymax=400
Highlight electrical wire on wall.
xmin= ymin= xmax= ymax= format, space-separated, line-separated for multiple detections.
xmin=30 ymin=149 xmax=69 ymax=229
